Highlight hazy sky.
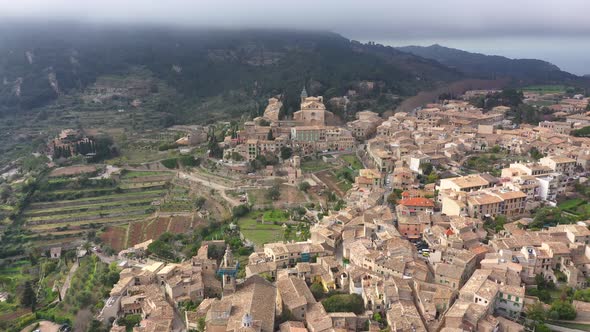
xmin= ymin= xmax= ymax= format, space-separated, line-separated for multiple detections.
xmin=2 ymin=0 xmax=590 ymax=74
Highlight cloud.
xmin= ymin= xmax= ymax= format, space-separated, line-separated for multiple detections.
xmin=2 ymin=0 xmax=589 ymax=40
xmin=2 ymin=0 xmax=589 ymax=74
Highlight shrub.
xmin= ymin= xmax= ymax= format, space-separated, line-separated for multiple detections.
xmin=161 ymin=158 xmax=178 ymax=169
xmin=298 ymin=181 xmax=311 ymax=193
xmin=322 ymin=294 xmax=365 ymax=314
xmin=117 ymin=314 xmax=142 ymax=330
xmin=232 ymin=204 xmax=250 ymax=218
xmin=179 ymin=155 xmax=200 ymax=167
xmin=310 ymin=282 xmax=326 ymax=300
xmin=158 ymin=142 xmax=178 ymax=151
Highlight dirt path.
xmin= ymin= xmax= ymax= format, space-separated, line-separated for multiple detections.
xmin=60 ymin=260 xmax=79 ymax=300
xmin=21 ymin=320 xmax=60 ymax=332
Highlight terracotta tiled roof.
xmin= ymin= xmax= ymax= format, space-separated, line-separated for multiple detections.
xmin=399 ymin=197 xmax=434 ymax=208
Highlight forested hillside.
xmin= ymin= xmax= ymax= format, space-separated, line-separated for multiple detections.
xmin=0 ymin=23 xmax=461 ymax=122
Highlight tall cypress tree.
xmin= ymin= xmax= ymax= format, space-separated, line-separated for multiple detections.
xmin=22 ymin=280 xmax=37 ymax=311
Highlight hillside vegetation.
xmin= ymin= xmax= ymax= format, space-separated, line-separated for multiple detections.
xmin=0 ymin=23 xmax=461 ymax=122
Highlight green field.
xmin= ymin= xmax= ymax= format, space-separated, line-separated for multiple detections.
xmin=121 ymin=170 xmax=172 ymax=179
xmin=25 ymin=197 xmax=157 ymax=216
xmin=301 ymin=159 xmax=332 ymax=173
xmin=238 ymin=209 xmax=292 ymax=246
xmin=521 ymin=85 xmax=567 ymax=94
xmin=559 ymin=198 xmax=585 ymax=211
xmin=558 ymin=198 xmax=590 ymax=219
xmin=263 ymin=209 xmax=290 ymax=222
xmin=341 ymin=154 xmax=363 ymax=170
xmin=29 ymin=189 xmax=165 ymax=208
xmin=119 ymin=181 xmax=168 ymax=189
xmin=238 ymin=209 xmax=309 ymax=247
xmin=239 ymin=211 xmax=288 ymax=246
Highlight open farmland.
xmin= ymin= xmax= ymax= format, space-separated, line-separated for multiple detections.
xmin=23 ymin=170 xmax=173 ymax=248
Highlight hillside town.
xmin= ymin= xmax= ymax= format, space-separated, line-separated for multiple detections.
xmin=79 ymin=87 xmax=590 ymax=332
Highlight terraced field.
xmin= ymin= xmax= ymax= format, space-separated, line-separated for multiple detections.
xmin=24 ymin=171 xmax=174 ymax=248
xmin=159 ymin=182 xmax=193 ymax=212
xmin=102 ymin=214 xmax=205 ymax=251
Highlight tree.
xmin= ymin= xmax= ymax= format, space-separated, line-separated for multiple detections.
xmin=529 ymin=147 xmax=544 ymax=160
xmin=208 ymin=130 xmax=223 ymax=159
xmin=386 ymin=189 xmax=403 ymax=205
xmin=21 ymin=280 xmax=37 ymax=311
xmin=499 ymin=89 xmax=524 ymax=107
xmin=310 ymin=282 xmax=326 ymax=300
xmin=426 ymin=172 xmax=439 ymax=184
xmin=194 ymin=196 xmax=206 ymax=210
xmin=0 ymin=183 xmax=11 ymax=203
xmin=299 ymin=181 xmax=311 ymax=193
xmin=323 ymin=294 xmax=365 ymax=314
xmin=420 ymin=162 xmax=433 ymax=176
xmin=267 ymin=185 xmax=281 ymax=201
xmin=232 ymin=204 xmax=250 ymax=218
xmin=197 ymin=317 xmax=206 ymax=332
xmin=280 ymin=146 xmax=293 ymax=160
xmin=372 ymin=312 xmax=383 ymax=323
xmin=526 ymin=301 xmax=546 ymax=323
xmin=550 ymin=300 xmax=577 ymax=320
xmin=147 ymin=239 xmax=175 ymax=260
xmin=117 ymin=314 xmax=142 ymax=330
xmin=88 ymin=319 xmax=107 ymax=332
xmin=574 ymin=288 xmax=590 ymax=302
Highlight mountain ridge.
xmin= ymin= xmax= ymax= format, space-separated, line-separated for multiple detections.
xmin=0 ymin=23 xmax=461 ymax=118
xmin=396 ymin=43 xmax=579 ymax=82
xmin=0 ymin=22 xmax=587 ymax=121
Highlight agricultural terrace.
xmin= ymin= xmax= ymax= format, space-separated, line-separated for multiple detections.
xmin=520 ymin=85 xmax=567 ymax=94
xmin=23 ymin=170 xmax=173 ymax=248
xmin=102 ymin=214 xmax=206 ymax=252
xmin=558 ymin=198 xmax=590 ymax=220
